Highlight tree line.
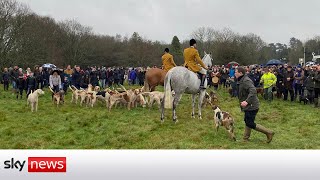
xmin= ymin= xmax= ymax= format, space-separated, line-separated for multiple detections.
xmin=1 ymin=0 xmax=320 ymax=69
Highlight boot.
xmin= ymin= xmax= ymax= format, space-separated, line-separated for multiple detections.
xmin=255 ymin=124 xmax=275 ymax=143
xmin=199 ymin=75 xmax=206 ymax=89
xmin=315 ymin=98 xmax=319 ymax=108
xmin=243 ymin=126 xmax=251 ymax=142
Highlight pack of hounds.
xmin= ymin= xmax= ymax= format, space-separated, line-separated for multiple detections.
xmin=27 ymin=85 xmax=237 ymax=141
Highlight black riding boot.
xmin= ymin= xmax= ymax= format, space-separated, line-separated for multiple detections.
xmin=200 ymin=75 xmax=206 ymax=89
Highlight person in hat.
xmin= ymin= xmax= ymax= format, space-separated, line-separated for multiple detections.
xmin=49 ymin=69 xmax=62 ymax=93
xmin=294 ymin=65 xmax=304 ymax=100
xmin=162 ymin=48 xmax=177 ymax=72
xmin=283 ymin=65 xmax=295 ymax=101
xmin=183 ymin=39 xmax=209 ymax=89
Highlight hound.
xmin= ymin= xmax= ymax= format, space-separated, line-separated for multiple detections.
xmin=27 ymin=89 xmax=45 ymax=112
xmin=69 ymin=85 xmax=81 ymax=104
xmin=142 ymin=91 xmax=164 ymax=108
xmin=96 ymin=91 xmax=111 ymax=108
xmin=212 ymin=105 xmax=236 ymax=141
xmin=86 ymin=91 xmax=98 ymax=108
xmin=49 ymin=87 xmax=65 ymax=107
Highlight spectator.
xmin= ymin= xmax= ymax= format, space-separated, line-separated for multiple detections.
xmin=283 ymin=66 xmax=295 ymax=102
xmin=2 ymin=68 xmax=10 ymax=91
xmin=10 ymin=66 xmax=19 ymax=94
xmin=312 ymin=65 xmax=320 ymax=108
xmin=293 ymin=65 xmax=304 ymax=100
xmin=26 ymin=72 xmax=36 ymax=98
xmin=72 ymin=66 xmax=82 ymax=89
xmin=260 ymin=68 xmax=277 ymax=102
xmin=106 ymin=68 xmax=114 ymax=87
xmin=49 ymin=70 xmax=62 ymax=94
xmin=99 ymin=67 xmax=107 ymax=89
xmin=129 ymin=68 xmax=137 ymax=86
xmin=16 ymin=68 xmax=25 ymax=99
xmin=119 ymin=67 xmax=125 ymax=85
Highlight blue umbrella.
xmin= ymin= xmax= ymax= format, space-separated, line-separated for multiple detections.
xmin=266 ymin=59 xmax=283 ymax=66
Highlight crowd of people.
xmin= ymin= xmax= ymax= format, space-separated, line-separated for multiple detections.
xmin=0 ymin=65 xmax=148 ymax=99
xmin=207 ymin=63 xmax=320 ymax=107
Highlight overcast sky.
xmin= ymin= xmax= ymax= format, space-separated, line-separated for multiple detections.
xmin=17 ymin=0 xmax=320 ymax=44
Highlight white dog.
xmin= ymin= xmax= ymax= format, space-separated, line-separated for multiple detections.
xmin=27 ymin=89 xmax=45 ymax=112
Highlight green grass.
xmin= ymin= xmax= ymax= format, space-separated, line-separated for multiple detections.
xmin=0 ymin=85 xmax=319 ymax=149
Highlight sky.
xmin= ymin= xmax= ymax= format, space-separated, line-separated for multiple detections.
xmin=17 ymin=0 xmax=320 ymax=44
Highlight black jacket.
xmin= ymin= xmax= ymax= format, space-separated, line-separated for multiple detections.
xmin=283 ymin=70 xmax=294 ymax=90
xmin=72 ymin=71 xmax=82 ymax=86
xmin=314 ymin=71 xmax=320 ymax=89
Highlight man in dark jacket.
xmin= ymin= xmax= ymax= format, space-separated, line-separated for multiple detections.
xmin=99 ymin=68 xmax=107 ymax=89
xmin=275 ymin=69 xmax=284 ymax=99
xmin=283 ymin=66 xmax=295 ymax=101
xmin=119 ymin=67 xmax=125 ymax=85
xmin=26 ymin=72 xmax=37 ymax=98
xmin=72 ymin=66 xmax=82 ymax=89
xmin=305 ymin=66 xmax=316 ymax=104
xmin=90 ymin=68 xmax=99 ymax=87
xmin=113 ymin=67 xmax=120 ymax=86
xmin=236 ymin=67 xmax=274 ymax=143
xmin=10 ymin=66 xmax=19 ymax=92
xmin=106 ymin=68 xmax=114 ymax=87
xmin=312 ymin=65 xmax=320 ymax=108
xmin=16 ymin=69 xmax=25 ymax=99
xmin=2 ymin=68 xmax=10 ymax=91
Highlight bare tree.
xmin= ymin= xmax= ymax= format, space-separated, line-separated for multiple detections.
xmin=0 ymin=0 xmax=30 ymax=67
xmin=59 ymin=19 xmax=92 ymax=66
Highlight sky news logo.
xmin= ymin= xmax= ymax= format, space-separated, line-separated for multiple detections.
xmin=3 ymin=157 xmax=66 ymax=173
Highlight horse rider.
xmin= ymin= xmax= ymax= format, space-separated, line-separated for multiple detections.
xmin=162 ymin=48 xmax=177 ymax=72
xmin=183 ymin=39 xmax=209 ymax=89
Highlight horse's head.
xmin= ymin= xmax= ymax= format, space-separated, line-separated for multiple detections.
xmin=203 ymin=52 xmax=213 ymax=67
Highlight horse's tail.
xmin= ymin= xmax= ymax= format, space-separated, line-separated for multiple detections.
xmin=143 ymin=78 xmax=150 ymax=92
xmin=164 ymin=71 xmax=173 ymax=109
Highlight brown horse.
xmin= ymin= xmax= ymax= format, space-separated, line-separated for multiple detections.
xmin=143 ymin=68 xmax=166 ymax=92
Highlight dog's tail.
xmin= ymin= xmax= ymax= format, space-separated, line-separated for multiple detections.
xmin=69 ymin=85 xmax=74 ymax=92
xmin=164 ymin=71 xmax=173 ymax=109
xmin=141 ymin=92 xmax=151 ymax=96
xmin=119 ymin=84 xmax=127 ymax=92
xmin=69 ymin=85 xmax=78 ymax=93
xmin=49 ymin=86 xmax=55 ymax=94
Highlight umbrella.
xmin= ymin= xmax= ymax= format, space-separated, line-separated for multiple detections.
xmin=226 ymin=61 xmax=239 ymax=68
xmin=266 ymin=59 xmax=283 ymax=66
xmin=42 ymin=63 xmax=57 ymax=69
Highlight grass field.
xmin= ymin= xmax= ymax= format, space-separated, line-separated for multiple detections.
xmin=0 ymin=85 xmax=319 ymax=149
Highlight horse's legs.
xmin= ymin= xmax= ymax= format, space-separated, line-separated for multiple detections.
xmin=198 ymin=90 xmax=206 ymax=119
xmin=192 ymin=94 xmax=196 ymax=118
xmin=160 ymin=95 xmax=165 ymax=123
xmin=173 ymin=93 xmax=182 ymax=123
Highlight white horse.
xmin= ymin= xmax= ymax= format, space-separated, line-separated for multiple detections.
xmin=312 ymin=52 xmax=320 ymax=62
xmin=160 ymin=52 xmax=213 ymax=123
